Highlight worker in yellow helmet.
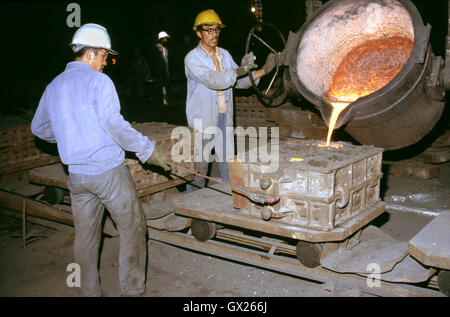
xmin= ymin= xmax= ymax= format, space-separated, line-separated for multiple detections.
xmin=185 ymin=9 xmax=276 ymax=192
xmin=192 ymin=9 xmax=226 ymax=31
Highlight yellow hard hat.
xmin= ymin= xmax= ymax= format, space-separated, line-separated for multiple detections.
xmin=193 ymin=9 xmax=226 ymax=31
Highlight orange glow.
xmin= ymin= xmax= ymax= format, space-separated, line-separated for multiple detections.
xmin=324 ymin=74 xmax=379 ymax=147
xmin=112 ymin=58 xmax=116 ymax=65
xmin=322 ymin=79 xmax=381 ymax=147
xmin=322 ymin=37 xmax=413 ymax=148
xmin=318 ymin=141 xmax=343 ymax=149
xmin=324 ymin=101 xmax=350 ymax=146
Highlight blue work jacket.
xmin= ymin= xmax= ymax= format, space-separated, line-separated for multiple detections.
xmin=31 ymin=61 xmax=155 ymax=175
xmin=184 ymin=44 xmax=259 ymax=131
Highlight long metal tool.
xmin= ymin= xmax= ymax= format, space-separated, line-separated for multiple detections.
xmin=168 ymin=163 xmax=279 ymax=206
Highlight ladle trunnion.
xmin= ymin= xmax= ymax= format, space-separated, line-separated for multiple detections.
xmin=283 ymin=0 xmax=446 ymax=150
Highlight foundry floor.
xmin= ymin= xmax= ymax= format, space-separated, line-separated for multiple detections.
xmin=1 ymin=91 xmax=449 ymax=298
xmin=0 ymin=163 xmax=448 ymax=297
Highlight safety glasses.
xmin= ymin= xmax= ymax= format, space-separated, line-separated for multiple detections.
xmin=201 ymin=27 xmax=221 ymax=35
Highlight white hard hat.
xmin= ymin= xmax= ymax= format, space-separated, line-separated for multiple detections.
xmin=70 ymin=23 xmax=118 ymax=55
xmin=158 ymin=31 xmax=170 ymax=40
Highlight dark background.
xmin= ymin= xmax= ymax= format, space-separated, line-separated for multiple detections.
xmin=2 ymin=0 xmax=308 ymax=83
xmin=1 ymin=0 xmax=448 ymax=125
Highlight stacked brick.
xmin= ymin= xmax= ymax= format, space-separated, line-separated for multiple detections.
xmin=267 ymin=103 xmax=328 ymax=140
xmin=234 ymin=95 xmax=328 ymax=141
xmin=128 ymin=122 xmax=194 ymax=196
xmin=0 ymin=116 xmax=60 ymax=175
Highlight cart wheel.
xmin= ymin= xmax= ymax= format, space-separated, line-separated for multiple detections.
xmin=42 ymin=187 xmax=64 ymax=205
xmin=296 ymin=241 xmax=323 ymax=268
xmin=191 ymin=219 xmax=217 ymax=242
xmin=438 ymin=270 xmax=450 ymax=297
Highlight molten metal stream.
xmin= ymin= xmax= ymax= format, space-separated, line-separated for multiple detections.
xmin=324 ymin=102 xmax=350 ymax=146
xmin=322 ymin=36 xmax=413 ymax=146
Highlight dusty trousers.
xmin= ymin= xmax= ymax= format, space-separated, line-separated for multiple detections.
xmin=187 ymin=113 xmax=230 ymax=192
xmin=68 ymin=164 xmax=147 ymax=297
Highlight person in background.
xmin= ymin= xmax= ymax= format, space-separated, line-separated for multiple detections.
xmin=31 ymin=23 xmax=170 ymax=297
xmin=150 ymin=31 xmax=171 ymax=106
xmin=184 ymin=9 xmax=276 ymax=192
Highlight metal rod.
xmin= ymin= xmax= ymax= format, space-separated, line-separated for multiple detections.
xmin=168 ymin=163 xmax=279 ymax=206
xmin=251 ymin=32 xmax=277 ymax=53
xmin=264 ymin=67 xmax=278 ymax=95
xmin=22 ymin=200 xmax=26 ymax=248
xmin=0 ymin=188 xmax=118 ymax=237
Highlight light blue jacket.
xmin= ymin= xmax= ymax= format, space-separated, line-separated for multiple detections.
xmin=184 ymin=44 xmax=258 ymax=131
xmin=31 ymin=61 xmax=155 ymax=175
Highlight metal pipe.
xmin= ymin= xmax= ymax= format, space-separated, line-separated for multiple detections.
xmin=0 ymin=188 xmax=118 ymax=237
xmin=168 ymin=163 xmax=280 ymax=206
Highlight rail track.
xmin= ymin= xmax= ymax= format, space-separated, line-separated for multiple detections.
xmin=148 ymin=226 xmax=443 ymax=297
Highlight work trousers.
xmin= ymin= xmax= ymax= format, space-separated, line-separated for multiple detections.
xmin=68 ymin=164 xmax=147 ymax=297
xmin=187 ymin=113 xmax=230 ymax=192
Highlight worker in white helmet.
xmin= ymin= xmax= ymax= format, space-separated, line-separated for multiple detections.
xmin=31 ymin=23 xmax=170 ymax=297
xmin=150 ymin=31 xmax=172 ymax=106
xmin=185 ymin=10 xmax=276 ymax=192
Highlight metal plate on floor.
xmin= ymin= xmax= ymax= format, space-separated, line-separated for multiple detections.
xmin=321 ymin=226 xmax=408 ymax=274
xmin=409 ymin=211 xmax=450 ymax=270
xmin=373 ymin=255 xmax=432 ymax=283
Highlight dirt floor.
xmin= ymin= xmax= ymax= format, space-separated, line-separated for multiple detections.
xmin=0 ymin=208 xmax=436 ymax=298
xmin=1 ymin=88 xmax=449 ymax=299
xmin=0 ymin=165 xmax=448 ymax=298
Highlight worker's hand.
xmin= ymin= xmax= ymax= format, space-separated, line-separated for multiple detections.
xmin=236 ymin=52 xmax=258 ymax=77
xmin=146 ymin=146 xmax=171 ymax=171
xmin=262 ymin=52 xmax=276 ymax=75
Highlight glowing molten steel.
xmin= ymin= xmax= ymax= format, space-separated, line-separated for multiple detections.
xmin=321 ymin=36 xmax=413 ymax=147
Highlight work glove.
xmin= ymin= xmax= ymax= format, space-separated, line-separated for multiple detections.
xmin=146 ymin=146 xmax=171 ymax=172
xmin=236 ymin=52 xmax=258 ymax=77
xmin=262 ymin=52 xmax=276 ymax=75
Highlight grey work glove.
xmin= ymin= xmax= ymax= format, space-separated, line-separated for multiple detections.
xmin=236 ymin=51 xmax=258 ymax=77
xmin=262 ymin=52 xmax=276 ymax=75
xmin=146 ymin=146 xmax=171 ymax=172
